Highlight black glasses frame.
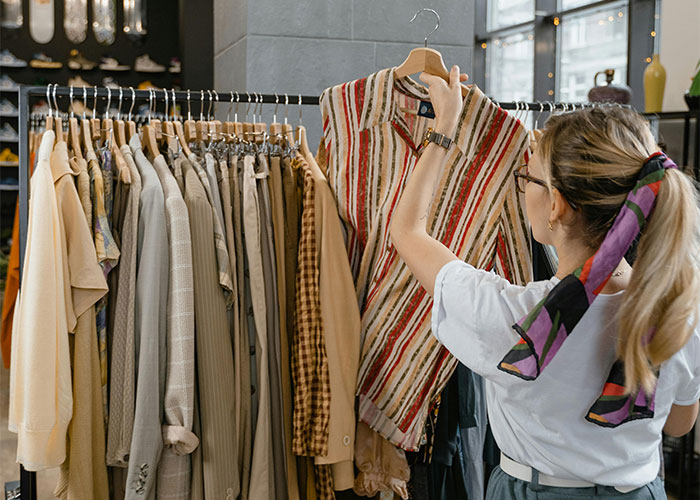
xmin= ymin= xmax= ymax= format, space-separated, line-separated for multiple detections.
xmin=513 ymin=164 xmax=578 ymax=210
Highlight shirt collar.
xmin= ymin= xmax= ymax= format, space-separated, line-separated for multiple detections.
xmin=50 ymin=141 xmax=75 ymax=183
xmin=362 ymin=67 xmax=496 ymax=156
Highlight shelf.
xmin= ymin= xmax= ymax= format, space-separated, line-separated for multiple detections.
xmin=0 ymin=88 xmax=19 ymax=93
xmin=0 ymin=138 xmax=18 ymax=143
xmin=0 ymin=184 xmax=19 ymax=191
xmin=0 ymin=161 xmax=18 ymax=167
xmin=0 ymin=113 xmax=18 ymax=118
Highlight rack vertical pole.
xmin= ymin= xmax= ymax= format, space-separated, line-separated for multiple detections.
xmin=17 ymin=85 xmax=37 ymax=500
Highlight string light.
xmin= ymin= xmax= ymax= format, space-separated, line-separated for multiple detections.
xmin=548 ymin=72 xmax=554 ymax=78
xmin=618 ymin=11 xmax=624 ymax=17
xmin=527 ymin=34 xmax=534 ymax=40
xmin=553 ymin=17 xmax=560 ymax=26
xmin=650 ymin=30 xmax=656 ymax=37
xmin=548 ymin=90 xmax=554 ymax=96
xmin=646 ymin=57 xmax=652 ymax=63
xmin=598 ymin=19 xmax=605 ymax=25
xmin=481 ymin=42 xmax=487 ymax=49
xmin=608 ymin=15 xmax=614 ymax=21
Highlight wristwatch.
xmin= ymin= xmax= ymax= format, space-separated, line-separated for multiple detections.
xmin=423 ymin=129 xmax=453 ymax=150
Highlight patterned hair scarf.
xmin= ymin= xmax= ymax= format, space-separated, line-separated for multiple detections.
xmin=498 ymin=151 xmax=677 ymax=427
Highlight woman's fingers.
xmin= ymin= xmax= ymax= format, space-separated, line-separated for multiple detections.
xmin=460 ymin=74 xmax=469 ymax=82
xmin=419 ymin=72 xmax=443 ymax=87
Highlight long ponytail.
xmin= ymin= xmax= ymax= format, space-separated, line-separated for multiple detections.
xmin=538 ymin=106 xmax=700 ymax=394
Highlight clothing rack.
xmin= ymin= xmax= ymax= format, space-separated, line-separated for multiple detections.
xmin=9 ymin=84 xmax=681 ymax=500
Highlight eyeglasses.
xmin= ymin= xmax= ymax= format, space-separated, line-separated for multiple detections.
xmin=513 ymin=164 xmax=549 ymax=194
xmin=513 ymin=164 xmax=579 ymax=210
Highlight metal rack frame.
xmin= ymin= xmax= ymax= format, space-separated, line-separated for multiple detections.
xmin=12 ymin=84 xmax=697 ymax=500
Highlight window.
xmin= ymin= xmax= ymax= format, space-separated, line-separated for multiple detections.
xmin=476 ymin=0 xmax=647 ymax=111
xmin=488 ymin=0 xmax=534 ymax=31
xmin=486 ymin=31 xmax=535 ymax=103
xmin=557 ymin=2 xmax=628 ymax=102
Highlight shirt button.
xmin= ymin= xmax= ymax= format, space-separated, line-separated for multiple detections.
xmin=343 ymin=435 xmax=351 ymax=446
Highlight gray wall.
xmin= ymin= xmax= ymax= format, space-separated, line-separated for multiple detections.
xmin=214 ymin=0 xmax=475 ymax=149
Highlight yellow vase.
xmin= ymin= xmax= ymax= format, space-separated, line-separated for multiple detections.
xmin=644 ymin=54 xmax=666 ymax=113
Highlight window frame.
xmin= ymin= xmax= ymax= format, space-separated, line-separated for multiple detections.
xmin=473 ymin=0 xmax=657 ymax=111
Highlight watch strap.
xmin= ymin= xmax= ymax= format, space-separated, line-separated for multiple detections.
xmin=427 ymin=131 xmax=453 ymax=150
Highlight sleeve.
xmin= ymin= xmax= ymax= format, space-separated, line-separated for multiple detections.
xmin=673 ymin=330 xmax=700 ymax=405
xmin=431 ymin=260 xmax=554 ymax=380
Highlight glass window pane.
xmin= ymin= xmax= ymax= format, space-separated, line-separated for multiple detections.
xmin=488 ymin=0 xmax=534 ymax=31
xmin=557 ymin=2 xmax=628 ymax=103
xmin=559 ymin=0 xmax=598 ymax=10
xmin=486 ymin=31 xmax=535 ymax=102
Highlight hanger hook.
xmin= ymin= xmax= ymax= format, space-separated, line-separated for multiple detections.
xmin=298 ymin=94 xmax=302 ymax=126
xmin=284 ymin=93 xmax=289 ymax=125
xmin=93 ymin=86 xmax=98 ymax=119
xmin=148 ymin=88 xmax=153 ymax=124
xmin=82 ymin=85 xmax=88 ymax=120
xmin=69 ymin=86 xmax=75 ymax=118
xmin=129 ymin=87 xmax=135 ymax=121
xmin=246 ymin=92 xmax=251 ymax=121
xmin=199 ymin=90 xmax=204 ymax=121
xmin=227 ymin=91 xmax=234 ymax=122
xmin=410 ymin=8 xmax=440 ymax=48
xmin=235 ymin=91 xmax=240 ymax=122
xmin=51 ymin=83 xmax=58 ymax=117
xmin=164 ymin=88 xmax=169 ymax=121
xmin=258 ymin=92 xmax=263 ymax=123
xmin=117 ymin=87 xmax=124 ymax=120
xmin=46 ymin=84 xmax=52 ymax=118
xmin=187 ymin=89 xmax=192 ymax=120
xmin=252 ymin=93 xmax=258 ymax=125
xmin=274 ymin=93 xmax=279 ymax=123
xmin=213 ymin=90 xmax=219 ymax=121
xmin=171 ymin=89 xmax=177 ymax=121
xmin=207 ymin=90 xmax=213 ymax=120
xmin=105 ymin=87 xmax=112 ymax=119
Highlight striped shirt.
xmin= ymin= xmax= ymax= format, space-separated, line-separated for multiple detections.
xmin=319 ymin=68 xmax=532 ymax=450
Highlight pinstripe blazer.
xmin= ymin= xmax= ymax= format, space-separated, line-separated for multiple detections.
xmin=106 ymin=145 xmax=142 ymax=467
xmin=152 ymin=155 xmax=197 ymax=500
xmin=181 ymin=158 xmax=240 ymax=500
xmin=125 ymin=135 xmax=169 ymax=500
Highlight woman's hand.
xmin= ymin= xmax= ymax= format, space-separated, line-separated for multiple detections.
xmin=419 ymin=65 xmax=468 ymax=138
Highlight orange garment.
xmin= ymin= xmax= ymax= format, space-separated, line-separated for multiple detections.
xmin=1 ymin=150 xmax=34 ymax=369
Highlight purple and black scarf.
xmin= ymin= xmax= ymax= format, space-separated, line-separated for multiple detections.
xmin=498 ymin=151 xmax=677 ymax=427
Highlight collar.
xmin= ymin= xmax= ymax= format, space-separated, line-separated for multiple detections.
xmin=50 ymin=141 xmax=75 ymax=183
xmin=359 ymin=67 xmax=503 ymax=157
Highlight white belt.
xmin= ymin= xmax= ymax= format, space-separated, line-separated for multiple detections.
xmin=500 ymin=453 xmax=637 ymax=494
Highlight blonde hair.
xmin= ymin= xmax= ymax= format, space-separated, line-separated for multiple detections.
xmin=537 ymin=106 xmax=700 ymax=395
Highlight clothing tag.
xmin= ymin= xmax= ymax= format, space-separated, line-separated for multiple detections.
xmin=417 ymin=100 xmax=435 ymax=119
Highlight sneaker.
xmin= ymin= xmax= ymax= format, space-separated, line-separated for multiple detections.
xmin=0 ymin=75 xmax=19 ymax=90
xmin=0 ymin=123 xmax=19 ymax=141
xmin=67 ymin=75 xmax=93 ymax=88
xmin=0 ymin=99 xmax=18 ymax=116
xmin=134 ymin=54 xmax=165 ymax=73
xmin=102 ymin=77 xmax=120 ymax=89
xmin=168 ymin=57 xmax=181 ymax=74
xmin=67 ymin=49 xmax=96 ymax=70
xmin=0 ymin=49 xmax=27 ymax=67
xmin=29 ymin=53 xmax=63 ymax=69
xmin=0 ymin=147 xmax=19 ymax=164
xmin=99 ymin=56 xmax=130 ymax=71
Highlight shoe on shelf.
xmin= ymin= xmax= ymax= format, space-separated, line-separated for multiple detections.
xmin=134 ymin=54 xmax=165 ymax=73
xmin=0 ymin=98 xmax=18 ymax=116
xmin=68 ymin=49 xmax=97 ymax=70
xmin=0 ymin=147 xmax=19 ymax=164
xmin=99 ymin=56 xmax=131 ymax=71
xmin=67 ymin=75 xmax=92 ymax=88
xmin=0 ymin=123 xmax=19 ymax=141
xmin=29 ymin=53 xmax=63 ymax=69
xmin=0 ymin=49 xmax=27 ymax=68
xmin=102 ymin=77 xmax=120 ymax=89
xmin=137 ymin=80 xmax=157 ymax=90
xmin=0 ymin=75 xmax=20 ymax=90
xmin=168 ymin=57 xmax=181 ymax=74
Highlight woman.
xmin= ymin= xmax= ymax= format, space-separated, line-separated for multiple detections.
xmin=390 ymin=65 xmax=700 ymax=499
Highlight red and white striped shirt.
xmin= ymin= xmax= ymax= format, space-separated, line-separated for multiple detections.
xmin=320 ymin=68 xmax=532 ymax=450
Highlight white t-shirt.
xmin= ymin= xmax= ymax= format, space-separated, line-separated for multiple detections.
xmin=431 ymin=260 xmax=700 ymax=489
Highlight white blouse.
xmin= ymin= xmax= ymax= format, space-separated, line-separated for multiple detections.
xmin=431 ymin=260 xmax=700 ymax=489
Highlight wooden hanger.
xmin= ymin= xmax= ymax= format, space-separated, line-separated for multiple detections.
xmin=81 ymin=118 xmax=95 ymax=156
xmin=394 ymin=9 xmax=470 ymax=96
xmin=173 ymin=119 xmax=193 ymax=158
xmin=142 ymin=123 xmax=160 ymax=159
